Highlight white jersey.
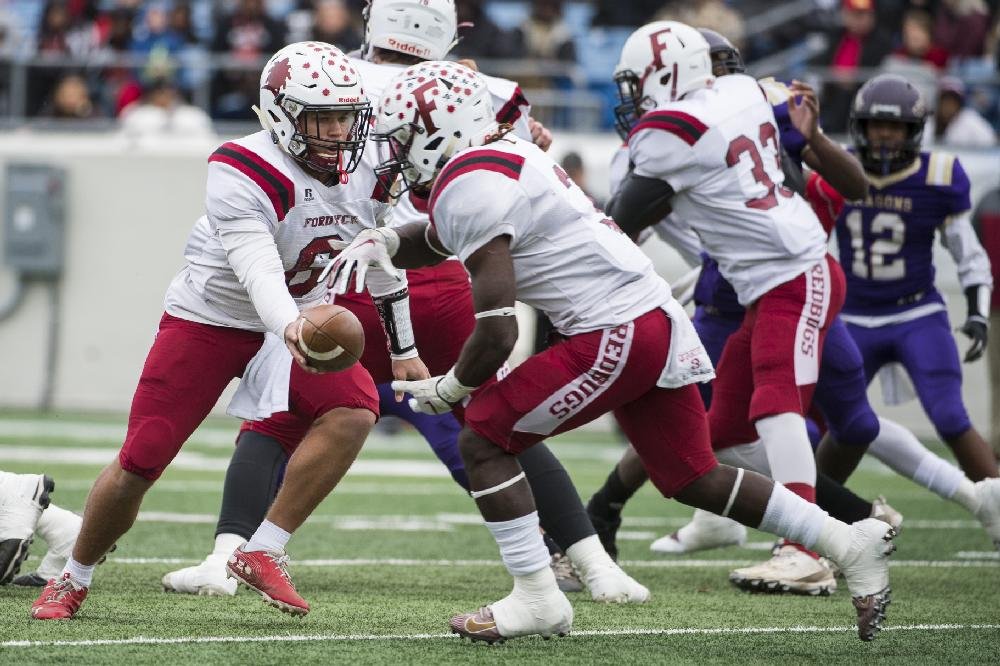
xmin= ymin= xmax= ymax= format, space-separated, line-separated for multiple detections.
xmin=164 ymin=130 xmax=392 ymax=335
xmin=430 ymin=136 xmax=672 ymax=335
xmin=628 ymin=74 xmax=826 ymax=305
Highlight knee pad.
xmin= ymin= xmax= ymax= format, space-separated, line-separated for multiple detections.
xmin=827 ymin=408 xmax=880 ymax=447
xmin=929 ymin=401 xmax=972 ymax=442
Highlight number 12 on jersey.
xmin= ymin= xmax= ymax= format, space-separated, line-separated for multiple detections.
xmin=844 ymin=210 xmax=906 ymax=280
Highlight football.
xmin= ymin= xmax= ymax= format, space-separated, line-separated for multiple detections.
xmin=296 ymin=304 xmax=364 ymax=372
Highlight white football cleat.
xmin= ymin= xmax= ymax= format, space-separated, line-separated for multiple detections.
xmin=729 ymin=544 xmax=837 ymax=596
xmin=489 ymin=586 xmax=574 ymax=639
xmin=650 ymin=509 xmax=747 ymax=555
xmin=0 ymin=474 xmax=53 ymax=584
xmin=835 ymin=518 xmax=897 ymax=641
xmin=162 ymin=554 xmax=238 ymax=596
xmin=972 ymin=478 xmax=1000 ymax=551
xmin=566 ymin=534 xmax=649 ymax=603
xmin=578 ymin=560 xmax=650 ymax=603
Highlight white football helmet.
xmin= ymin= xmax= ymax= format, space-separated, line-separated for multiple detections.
xmin=613 ymin=21 xmax=714 ymax=139
xmin=362 ymin=0 xmax=458 ymax=62
xmin=254 ymin=42 xmax=372 ymax=178
xmin=374 ymin=60 xmax=497 ymax=191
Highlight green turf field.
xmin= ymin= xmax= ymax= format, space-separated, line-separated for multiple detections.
xmin=1 ymin=410 xmax=998 ymax=664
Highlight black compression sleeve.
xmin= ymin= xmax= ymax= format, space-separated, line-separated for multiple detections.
xmin=607 ymin=171 xmax=676 ymax=241
xmin=215 ymin=430 xmax=288 ymax=539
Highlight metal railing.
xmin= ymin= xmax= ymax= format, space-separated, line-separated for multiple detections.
xmin=0 ymin=52 xmax=606 ymax=132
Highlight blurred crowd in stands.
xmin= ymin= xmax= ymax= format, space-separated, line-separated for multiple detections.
xmin=0 ymin=0 xmax=997 ymax=143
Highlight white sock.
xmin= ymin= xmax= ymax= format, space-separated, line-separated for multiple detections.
xmin=715 ymin=439 xmax=772 ymax=475
xmin=757 ymin=413 xmax=816 ymax=495
xmin=869 ymin=418 xmax=966 ymax=500
xmin=565 ymin=534 xmax=614 ymax=580
xmin=485 ymin=511 xmax=551 ymax=577
xmin=211 ymin=533 xmax=247 ymax=559
xmin=62 ymin=556 xmax=95 ymax=588
xmin=244 ymin=520 xmax=291 ymax=553
xmin=757 ymin=482 xmax=827 ymax=551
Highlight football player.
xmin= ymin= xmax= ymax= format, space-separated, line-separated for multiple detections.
xmin=589 ymin=29 xmax=889 ymax=574
xmin=331 ymin=57 xmax=896 ymax=643
xmin=808 ymin=74 xmax=1000 ymax=546
xmin=161 ymin=0 xmax=641 ymax=603
xmin=587 ymin=22 xmax=885 ymax=594
xmin=30 ymin=42 xmax=420 ymax=620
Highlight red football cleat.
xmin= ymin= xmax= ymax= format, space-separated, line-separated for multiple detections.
xmin=227 ymin=547 xmax=309 ymax=616
xmin=30 ymin=573 xmax=88 ymax=620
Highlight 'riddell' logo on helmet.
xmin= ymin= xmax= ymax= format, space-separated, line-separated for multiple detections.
xmin=387 ymin=38 xmax=431 ymax=58
xmin=263 ymin=57 xmax=292 ymax=97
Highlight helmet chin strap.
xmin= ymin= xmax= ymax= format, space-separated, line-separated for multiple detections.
xmin=252 ymin=105 xmax=278 ymax=142
xmin=338 ymin=149 xmax=349 ymax=184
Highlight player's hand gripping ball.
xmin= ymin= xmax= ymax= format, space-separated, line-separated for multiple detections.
xmin=296 ymin=304 xmax=365 ymax=372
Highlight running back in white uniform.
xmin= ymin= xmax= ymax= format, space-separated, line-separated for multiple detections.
xmin=164 ymin=130 xmax=394 ymax=337
xmin=628 ymin=74 xmax=826 ymax=305
xmin=429 ymin=136 xmax=671 ymax=335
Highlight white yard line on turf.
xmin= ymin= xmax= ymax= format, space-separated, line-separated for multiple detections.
xmin=63 ymin=556 xmax=1000 ymax=569
xmin=5 ymin=624 xmax=1000 ymax=648
xmin=0 ymin=418 xmax=625 ymax=461
xmin=55 ymin=479 xmax=464 ymax=496
xmin=123 ymin=510 xmax=985 ymax=532
xmin=0 ymin=446 xmax=451 ymax=478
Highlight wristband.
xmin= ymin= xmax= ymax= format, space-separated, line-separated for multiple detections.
xmin=437 ymin=367 xmax=474 ymax=404
xmin=373 ymin=288 xmax=416 ymax=357
xmin=965 ymin=284 xmax=991 ymax=322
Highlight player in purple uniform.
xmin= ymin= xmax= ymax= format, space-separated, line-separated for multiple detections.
xmin=813 ymin=75 xmax=1000 ymax=494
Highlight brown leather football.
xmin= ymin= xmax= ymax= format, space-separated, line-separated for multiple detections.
xmin=296 ymin=304 xmax=364 ymax=372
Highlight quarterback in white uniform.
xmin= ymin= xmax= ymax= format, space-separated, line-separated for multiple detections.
xmin=330 ymin=60 xmax=898 ymax=644
xmin=30 ymin=42 xmax=424 ymax=622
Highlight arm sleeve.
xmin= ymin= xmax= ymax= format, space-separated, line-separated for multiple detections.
xmin=434 ymin=172 xmax=528 ymax=264
xmin=206 ymin=161 xmax=299 ymax=338
xmin=941 ymin=210 xmax=993 ymax=290
xmin=804 ymin=171 xmax=845 ymax=236
xmin=606 ymin=170 xmax=676 ymax=239
xmin=216 ymin=220 xmax=301 ymax=338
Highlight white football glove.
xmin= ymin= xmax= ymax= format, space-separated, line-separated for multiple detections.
xmin=320 ymin=228 xmax=402 ymax=294
xmin=392 ymin=368 xmax=473 ymax=415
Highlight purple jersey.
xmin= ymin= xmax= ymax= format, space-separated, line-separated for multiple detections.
xmin=835 ymin=152 xmax=972 ymax=316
